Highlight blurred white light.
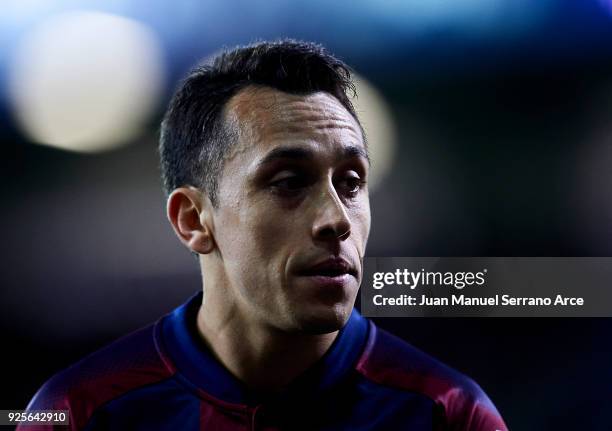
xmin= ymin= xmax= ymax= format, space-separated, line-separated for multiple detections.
xmin=4 ymin=0 xmax=53 ymax=18
xmin=351 ymin=74 xmax=397 ymax=191
xmin=8 ymin=10 xmax=165 ymax=153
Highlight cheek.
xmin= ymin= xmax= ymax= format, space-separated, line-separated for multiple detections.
xmin=349 ymin=200 xmax=371 ymax=249
xmin=243 ymin=202 xmax=299 ymax=254
xmin=217 ymin=196 xmax=298 ymax=263
xmin=228 ymin=201 xmax=301 ymax=300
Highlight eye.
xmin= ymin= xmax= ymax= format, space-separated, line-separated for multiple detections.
xmin=336 ymin=172 xmax=366 ymax=198
xmin=269 ymin=171 xmax=311 ymax=195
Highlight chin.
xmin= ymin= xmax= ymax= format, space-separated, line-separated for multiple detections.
xmin=293 ymin=303 xmax=352 ymax=335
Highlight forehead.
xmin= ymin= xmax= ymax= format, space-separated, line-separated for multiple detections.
xmin=223 ymin=86 xmax=364 ymax=159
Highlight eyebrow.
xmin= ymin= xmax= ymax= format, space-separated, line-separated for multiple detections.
xmin=256 ymin=145 xmax=370 ymax=169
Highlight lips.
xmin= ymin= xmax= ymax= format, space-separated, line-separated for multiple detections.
xmin=298 ymin=257 xmax=357 ymax=278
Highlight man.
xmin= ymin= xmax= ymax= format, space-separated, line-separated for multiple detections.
xmin=21 ymin=40 xmax=508 ymax=430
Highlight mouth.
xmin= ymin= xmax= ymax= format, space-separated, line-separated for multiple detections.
xmin=297 ymin=257 xmax=358 ymax=279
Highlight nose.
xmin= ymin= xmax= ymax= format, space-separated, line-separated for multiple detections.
xmin=311 ymin=183 xmax=351 ymax=242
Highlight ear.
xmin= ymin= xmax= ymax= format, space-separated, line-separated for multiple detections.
xmin=167 ymin=187 xmax=216 ymax=254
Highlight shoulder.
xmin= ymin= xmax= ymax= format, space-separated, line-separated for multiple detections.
xmin=355 ymin=321 xmax=508 ymax=431
xmin=22 ymin=321 xmax=174 ymax=430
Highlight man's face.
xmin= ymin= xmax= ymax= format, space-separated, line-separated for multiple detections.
xmin=210 ymin=86 xmax=370 ymax=334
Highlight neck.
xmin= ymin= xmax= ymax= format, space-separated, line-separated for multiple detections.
xmin=195 ymin=264 xmax=339 ymax=392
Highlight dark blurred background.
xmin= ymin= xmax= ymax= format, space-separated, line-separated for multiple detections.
xmin=1 ymin=1 xmax=612 ymax=429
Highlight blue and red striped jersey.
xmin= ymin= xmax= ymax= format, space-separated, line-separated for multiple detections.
xmin=20 ymin=292 xmax=508 ymax=430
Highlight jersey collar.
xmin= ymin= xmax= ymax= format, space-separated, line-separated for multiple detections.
xmin=158 ymin=291 xmax=368 ymax=406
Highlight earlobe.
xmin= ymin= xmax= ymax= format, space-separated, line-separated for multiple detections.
xmin=167 ymin=187 xmax=216 ymax=254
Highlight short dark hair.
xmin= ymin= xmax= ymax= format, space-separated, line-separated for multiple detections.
xmin=159 ymin=39 xmax=361 ymax=206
